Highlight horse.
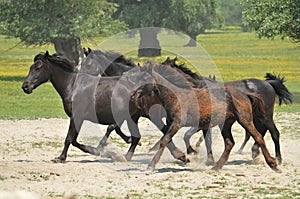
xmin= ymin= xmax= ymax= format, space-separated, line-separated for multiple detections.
xmin=160 ymin=57 xmax=292 ymax=165
xmin=133 ymin=62 xmax=280 ymax=172
xmin=21 ymin=51 xmax=161 ymax=162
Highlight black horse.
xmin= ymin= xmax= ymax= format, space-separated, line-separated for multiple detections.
xmin=21 ymin=51 xmax=157 ymax=162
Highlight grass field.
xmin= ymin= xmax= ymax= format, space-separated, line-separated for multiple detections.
xmin=0 ymin=31 xmax=299 ymax=119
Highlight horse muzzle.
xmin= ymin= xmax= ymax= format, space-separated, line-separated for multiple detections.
xmin=21 ymin=83 xmax=33 ymax=94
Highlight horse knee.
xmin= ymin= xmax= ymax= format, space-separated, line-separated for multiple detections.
xmin=225 ymin=138 xmax=234 ymax=151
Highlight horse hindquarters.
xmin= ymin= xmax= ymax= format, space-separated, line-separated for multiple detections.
xmin=232 ymin=93 xmax=278 ymax=171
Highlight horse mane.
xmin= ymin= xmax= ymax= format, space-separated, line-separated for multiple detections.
xmin=162 ymin=57 xmax=217 ymax=88
xmin=90 ymin=49 xmax=136 ymax=67
xmin=143 ymin=62 xmax=191 ymax=89
xmin=162 ymin=57 xmax=202 ymax=81
xmin=34 ymin=52 xmax=77 ymax=72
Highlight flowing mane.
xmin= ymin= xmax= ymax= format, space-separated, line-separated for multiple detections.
xmin=162 ymin=57 xmax=216 ymax=88
xmin=142 ymin=62 xmax=192 ymax=89
xmin=90 ymin=49 xmax=136 ymax=67
xmin=162 ymin=57 xmax=202 ymax=80
xmin=34 ymin=52 xmax=78 ymax=72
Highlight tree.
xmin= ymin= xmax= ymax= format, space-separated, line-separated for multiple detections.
xmin=110 ymin=0 xmax=170 ymax=57
xmin=110 ymin=0 xmax=218 ymax=56
xmin=164 ymin=0 xmax=218 ymax=46
xmin=241 ymin=0 xmax=300 ymax=43
xmin=217 ymin=0 xmax=242 ymax=26
xmin=0 ymin=0 xmax=126 ymax=64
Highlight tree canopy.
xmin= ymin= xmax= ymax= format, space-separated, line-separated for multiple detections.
xmin=241 ymin=0 xmax=300 ymax=43
xmin=110 ymin=0 xmax=219 ymax=53
xmin=0 ymin=0 xmax=126 ymax=64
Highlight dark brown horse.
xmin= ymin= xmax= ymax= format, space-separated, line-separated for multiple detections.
xmin=162 ymin=58 xmax=292 ymax=165
xmin=133 ymin=63 xmax=279 ymax=172
xmin=21 ymin=51 xmax=160 ymax=162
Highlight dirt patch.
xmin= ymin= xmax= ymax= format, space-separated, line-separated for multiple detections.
xmin=0 ymin=113 xmax=300 ymax=198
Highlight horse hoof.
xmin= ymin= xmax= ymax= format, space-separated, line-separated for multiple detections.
xmin=125 ymin=153 xmax=133 ymax=161
xmin=252 ymin=157 xmax=263 ymax=165
xmin=112 ymin=154 xmax=127 ymax=162
xmin=276 ymin=157 xmax=282 ymax=165
xmin=51 ymin=157 xmax=66 ymax=163
xmin=205 ymin=160 xmax=215 ymax=166
xmin=273 ymin=167 xmax=282 ymax=173
xmin=146 ymin=164 xmax=155 ymax=172
xmin=210 ymin=165 xmax=220 ymax=171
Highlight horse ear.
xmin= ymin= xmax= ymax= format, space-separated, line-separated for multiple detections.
xmin=88 ymin=47 xmax=92 ymax=53
xmin=172 ymin=57 xmax=178 ymax=65
xmin=45 ymin=51 xmax=50 ymax=57
xmin=83 ymin=47 xmax=88 ymax=56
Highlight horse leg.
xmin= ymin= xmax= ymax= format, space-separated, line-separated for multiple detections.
xmin=148 ymin=119 xmax=169 ymax=152
xmin=237 ymin=131 xmax=251 ymax=154
xmin=203 ymin=129 xmax=215 ymax=166
xmin=97 ymin=124 xmax=117 ymax=149
xmin=211 ymin=120 xmax=235 ymax=171
xmin=97 ymin=124 xmax=132 ymax=150
xmin=124 ymin=117 xmax=141 ymax=161
xmin=148 ymin=117 xmax=187 ymax=162
xmin=148 ymin=122 xmax=181 ymax=170
xmin=183 ymin=127 xmax=198 ymax=154
xmin=52 ymin=119 xmax=79 ymax=162
xmin=52 ymin=118 xmax=83 ymax=163
xmin=251 ymin=121 xmax=267 ymax=161
xmin=115 ymin=126 xmax=132 ymax=144
xmin=265 ymin=119 xmax=282 ymax=164
xmin=237 ymin=115 xmax=278 ymax=172
xmin=195 ymin=135 xmax=204 ymax=147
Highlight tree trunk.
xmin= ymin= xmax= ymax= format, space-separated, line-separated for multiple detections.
xmin=184 ymin=33 xmax=197 ymax=47
xmin=138 ymin=28 xmax=161 ymax=57
xmin=52 ymin=37 xmax=83 ymax=66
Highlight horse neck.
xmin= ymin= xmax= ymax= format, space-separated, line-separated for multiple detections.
xmin=104 ymin=62 xmax=135 ymax=76
xmin=48 ymin=63 xmax=77 ymax=100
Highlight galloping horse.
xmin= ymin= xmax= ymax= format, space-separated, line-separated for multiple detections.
xmin=160 ymin=58 xmax=292 ymax=165
xmin=21 ymin=51 xmax=157 ymax=162
xmin=132 ymin=63 xmax=280 ymax=172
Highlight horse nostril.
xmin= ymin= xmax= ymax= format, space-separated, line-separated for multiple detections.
xmin=22 ymin=84 xmax=28 ymax=90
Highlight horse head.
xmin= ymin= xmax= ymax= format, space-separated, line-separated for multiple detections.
xmin=124 ymin=66 xmax=158 ymax=103
xmin=22 ymin=51 xmax=51 ymax=94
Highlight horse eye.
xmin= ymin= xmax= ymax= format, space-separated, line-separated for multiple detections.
xmin=34 ymin=64 xmax=43 ymax=70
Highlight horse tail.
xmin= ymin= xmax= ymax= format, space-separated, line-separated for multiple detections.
xmin=265 ymin=73 xmax=293 ymax=105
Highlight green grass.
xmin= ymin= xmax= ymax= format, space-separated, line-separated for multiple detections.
xmin=0 ymin=31 xmax=299 ymax=119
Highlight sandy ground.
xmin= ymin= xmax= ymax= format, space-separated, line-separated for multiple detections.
xmin=0 ymin=112 xmax=300 ymax=198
